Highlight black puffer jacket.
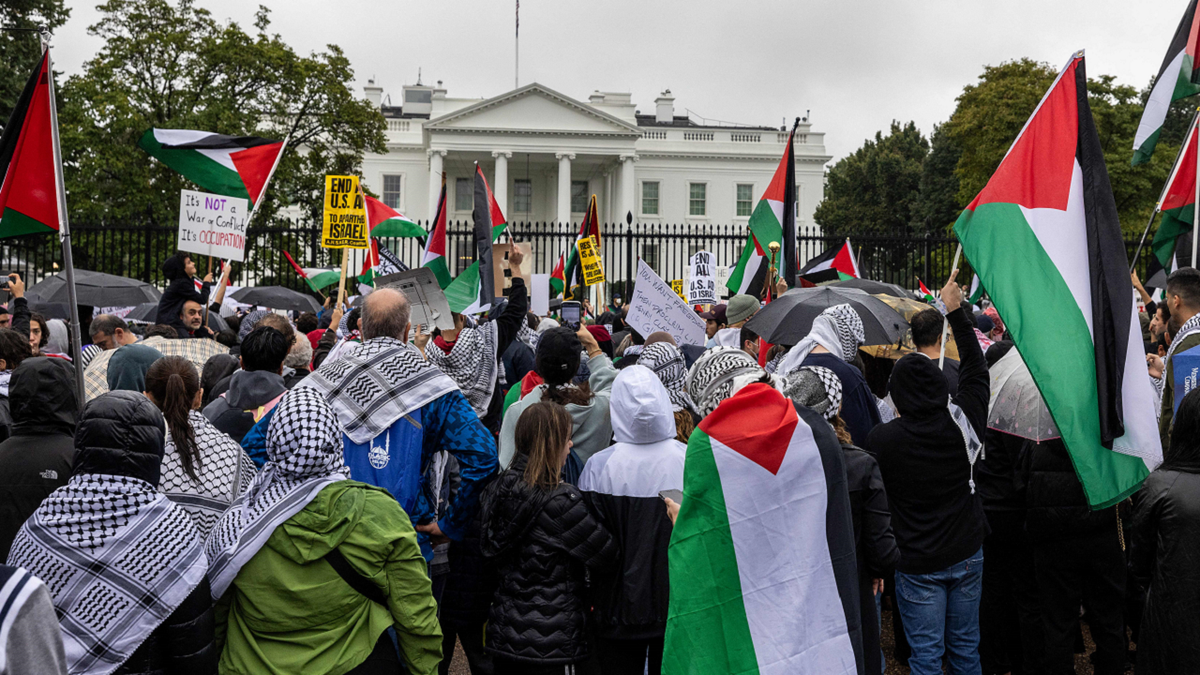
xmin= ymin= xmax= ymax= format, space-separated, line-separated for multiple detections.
xmin=479 ymin=455 xmax=618 ymax=665
xmin=116 ymin=578 xmax=217 ymax=675
xmin=843 ymin=444 xmax=899 ymax=675
xmin=1020 ymin=438 xmax=1115 ymax=544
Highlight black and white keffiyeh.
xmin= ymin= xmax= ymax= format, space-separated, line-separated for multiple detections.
xmin=160 ymin=410 xmax=257 ymax=539
xmin=426 ymin=322 xmax=499 ymax=417
xmin=638 ymin=342 xmax=697 ymax=414
xmin=517 ymin=323 xmax=539 ymax=352
xmin=205 ymin=387 xmax=352 ymax=598
xmin=7 ymin=474 xmax=206 ymax=675
xmin=1167 ymin=313 xmax=1200 ymax=363
xmin=782 ymin=366 xmax=843 ymax=421
xmin=296 ymin=337 xmax=458 ymax=445
xmin=687 ymin=347 xmax=770 ymax=418
xmin=776 ymin=303 xmax=865 ymax=377
xmin=238 ymin=309 xmax=270 ymax=342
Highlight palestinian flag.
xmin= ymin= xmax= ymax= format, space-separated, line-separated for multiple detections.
xmin=798 ymin=239 xmax=859 ymax=286
xmin=1149 ymin=110 xmax=1199 ymax=285
xmin=954 ymin=53 xmax=1162 ymax=507
xmin=284 ymin=250 xmax=338 ymax=293
xmin=0 ymin=50 xmax=61 ymax=238
xmin=726 ymin=232 xmax=770 ymax=299
xmin=365 ymin=195 xmax=424 ymax=238
xmin=917 ymin=278 xmax=937 ymax=303
xmin=422 ymin=179 xmax=452 ymax=289
xmin=138 ymin=129 xmax=285 ymax=204
xmin=444 ymin=164 xmax=508 ymax=314
xmin=664 ymin=383 xmax=859 ymax=674
xmin=550 ymin=252 xmax=566 ymax=297
xmin=1132 ymin=0 xmax=1200 ymax=165
xmin=563 ymin=195 xmax=599 ymax=301
xmin=748 ymin=125 xmax=799 ymax=283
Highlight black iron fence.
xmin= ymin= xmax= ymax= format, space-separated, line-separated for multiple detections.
xmin=0 ymin=222 xmax=1156 ymax=303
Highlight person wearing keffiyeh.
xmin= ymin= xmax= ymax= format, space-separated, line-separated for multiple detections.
xmin=638 ymin=342 xmax=699 ymax=442
xmin=205 ymin=387 xmax=443 ymax=675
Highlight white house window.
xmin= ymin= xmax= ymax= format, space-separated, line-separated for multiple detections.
xmin=455 ymin=178 xmax=472 ymax=212
xmin=382 ymin=174 xmax=403 ymax=209
xmin=642 ymin=181 xmax=659 ymax=215
xmin=571 ymin=180 xmax=589 ymax=213
xmin=514 ymin=179 xmax=532 ymax=213
xmin=642 ymin=242 xmax=660 ymax=272
xmin=689 ymin=183 xmax=707 ymax=217
xmin=736 ymin=184 xmax=754 ymax=217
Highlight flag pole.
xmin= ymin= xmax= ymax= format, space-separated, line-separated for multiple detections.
xmin=242 ymin=131 xmax=291 ymax=230
xmin=939 ymin=244 xmax=963 ymax=369
xmin=1194 ymin=112 xmax=1199 ymax=268
xmin=41 ymin=35 xmax=85 ymax=404
xmin=1128 ymin=206 xmax=1159 ymax=273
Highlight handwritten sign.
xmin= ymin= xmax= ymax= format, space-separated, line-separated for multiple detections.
xmin=688 ymin=250 xmax=717 ymax=305
xmin=628 ymin=259 xmax=706 ymax=346
xmin=322 ymin=175 xmax=369 ymax=249
xmin=577 ymin=236 xmax=605 ymax=285
xmin=177 ymin=189 xmax=248 ymax=262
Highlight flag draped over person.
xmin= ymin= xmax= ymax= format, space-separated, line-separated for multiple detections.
xmin=1148 ymin=111 xmax=1199 ymax=285
xmin=746 ymin=124 xmax=799 ymax=284
xmin=1132 ymin=0 xmax=1200 ymax=165
xmin=798 ymin=240 xmax=860 ymax=286
xmin=0 ymin=50 xmax=59 ymax=238
xmin=444 ymin=164 xmax=508 ymax=314
xmin=423 ymin=177 xmax=452 ymax=289
xmin=954 ymin=52 xmax=1162 ymax=508
xmin=138 ymin=128 xmax=285 ymax=204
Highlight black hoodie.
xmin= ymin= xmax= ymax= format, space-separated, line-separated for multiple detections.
xmin=156 ymin=255 xmax=211 ymax=339
xmin=0 ymin=357 xmax=78 ymax=560
xmin=868 ymin=306 xmax=990 ymax=574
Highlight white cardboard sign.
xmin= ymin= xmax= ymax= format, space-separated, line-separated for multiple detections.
xmin=628 ymin=259 xmax=707 ymax=346
xmin=688 ymin=250 xmax=717 ymax=305
xmin=177 ymin=189 xmax=249 ymax=262
xmin=531 ymin=273 xmax=550 ymax=316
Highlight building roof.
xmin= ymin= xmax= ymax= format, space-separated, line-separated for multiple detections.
xmin=634 ymin=113 xmax=781 ymax=132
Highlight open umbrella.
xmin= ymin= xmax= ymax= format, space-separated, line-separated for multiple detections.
xmin=830 ymin=277 xmax=912 ymax=299
xmin=988 ymin=348 xmax=1059 ymax=441
xmin=230 ymin=286 xmax=320 ymax=314
xmin=744 ymin=286 xmax=908 ymax=347
xmin=861 ymin=294 xmax=961 ymax=362
xmin=28 ymin=270 xmax=161 ymax=307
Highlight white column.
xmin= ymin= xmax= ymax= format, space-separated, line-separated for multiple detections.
xmin=556 ymin=152 xmax=574 ymax=226
xmin=428 ymin=149 xmax=447 ymax=220
xmin=492 ymin=151 xmax=511 ymax=216
xmin=619 ymin=154 xmax=637 ymax=223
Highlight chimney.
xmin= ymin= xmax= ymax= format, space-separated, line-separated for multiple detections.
xmin=363 ymin=78 xmax=383 ymax=108
xmin=654 ymin=89 xmax=674 ymax=124
xmin=589 ymin=90 xmax=605 ymax=105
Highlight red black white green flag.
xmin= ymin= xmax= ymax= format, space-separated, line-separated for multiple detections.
xmin=563 ymin=195 xmax=599 ymax=301
xmin=0 ymin=50 xmax=60 ymax=238
xmin=954 ymin=53 xmax=1161 ymax=507
xmin=444 ymin=164 xmax=509 ymax=314
xmin=422 ymin=178 xmax=452 ymax=289
xmin=798 ymin=239 xmax=859 ymax=286
xmin=746 ymin=125 xmax=798 ymax=283
xmin=1148 ymin=110 xmax=1199 ymax=286
xmin=1133 ymin=0 xmax=1200 ymax=165
xmin=138 ymin=128 xmax=285 ymax=204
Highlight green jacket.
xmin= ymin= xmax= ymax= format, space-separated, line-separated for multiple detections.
xmin=1161 ymin=331 xmax=1200 ymax=450
xmin=216 ymin=481 xmax=442 ymax=675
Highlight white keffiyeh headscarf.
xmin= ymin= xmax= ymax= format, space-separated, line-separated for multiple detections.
xmin=205 ymin=388 xmax=352 ymax=598
xmin=638 ymin=342 xmax=697 ymax=414
xmin=687 ymin=347 xmax=774 ymax=418
xmin=777 ymin=304 xmax=866 ymax=377
xmin=426 ymin=322 xmax=500 ymax=417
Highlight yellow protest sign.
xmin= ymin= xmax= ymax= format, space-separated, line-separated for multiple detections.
xmin=321 ymin=175 xmax=369 ymax=249
xmin=670 ymin=279 xmax=685 ymax=301
xmin=577 ymin=235 xmax=605 ymax=286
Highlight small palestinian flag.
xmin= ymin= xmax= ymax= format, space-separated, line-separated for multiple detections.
xmin=798 ymin=239 xmax=859 ymax=286
xmin=422 ymin=179 xmax=452 ymax=289
xmin=726 ymin=232 xmax=770 ymax=299
xmin=917 ymin=278 xmax=937 ymax=303
xmin=1149 ymin=110 xmax=1199 ymax=284
xmin=365 ymin=195 xmax=424 ymax=238
xmin=284 ymin=251 xmax=338 ymax=293
xmin=444 ymin=165 xmax=508 ymax=314
xmin=138 ymin=128 xmax=285 ymax=204
xmin=955 ymin=52 xmax=1161 ymax=507
xmin=0 ymin=50 xmax=60 ymax=238
xmin=550 ymin=252 xmax=566 ymax=297
xmin=748 ymin=125 xmax=799 ymax=282
xmin=664 ymin=383 xmax=860 ymax=674
xmin=1132 ymin=0 xmax=1200 ymax=165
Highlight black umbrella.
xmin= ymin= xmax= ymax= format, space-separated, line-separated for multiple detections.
xmin=231 ymin=286 xmax=320 ymax=314
xmin=124 ymin=301 xmax=228 ymax=333
xmin=744 ymin=286 xmax=908 ymax=346
xmin=28 ymin=270 xmax=161 ymax=307
xmin=25 ymin=301 xmax=72 ymax=321
xmin=829 ymin=277 xmax=912 ymax=299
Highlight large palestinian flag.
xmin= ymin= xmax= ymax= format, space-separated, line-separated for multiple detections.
xmin=1148 ymin=110 xmax=1199 ymax=286
xmin=138 ymin=128 xmax=285 ymax=204
xmin=444 ymin=165 xmax=508 ymax=314
xmin=664 ymin=383 xmax=859 ymax=675
xmin=0 ymin=49 xmax=60 ymax=238
xmin=954 ymin=53 xmax=1161 ymax=508
xmin=1132 ymin=0 xmax=1200 ymax=165
xmin=747 ymin=127 xmax=798 ymax=283
xmin=726 ymin=232 xmax=769 ymax=298
xmin=365 ymin=195 xmax=424 ymax=238
xmin=798 ymin=239 xmax=859 ymax=286
xmin=423 ymin=179 xmax=452 ymax=289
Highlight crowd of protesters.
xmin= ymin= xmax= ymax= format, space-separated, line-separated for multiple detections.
xmin=0 ymin=250 xmax=1197 ymax=675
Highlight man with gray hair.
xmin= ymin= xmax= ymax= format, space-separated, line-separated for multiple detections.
xmin=296 ymin=285 xmax=498 ymax=561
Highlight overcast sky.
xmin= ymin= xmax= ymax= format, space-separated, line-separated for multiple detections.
xmin=50 ymin=0 xmax=1190 ymax=162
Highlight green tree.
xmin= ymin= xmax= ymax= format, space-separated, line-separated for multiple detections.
xmin=910 ymin=124 xmax=962 ymax=234
xmin=0 ymin=0 xmax=70 ymax=125
xmin=58 ymin=0 xmax=385 ymax=279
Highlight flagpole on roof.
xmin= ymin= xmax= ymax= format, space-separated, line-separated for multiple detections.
xmin=40 ymin=33 xmax=85 ymax=404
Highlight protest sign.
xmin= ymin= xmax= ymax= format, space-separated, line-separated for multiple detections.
xmin=372 ymin=267 xmax=455 ymax=331
xmin=577 ymin=236 xmax=605 ymax=285
xmin=670 ymin=279 xmax=686 ymax=301
xmin=493 ymin=242 xmax=533 ymax=295
xmin=629 ymin=259 xmax=706 ymax=346
xmin=177 ymin=189 xmax=248 ymax=262
xmin=1173 ymin=344 xmax=1200 ymax=414
xmin=688 ymin=250 xmax=717 ymax=305
xmin=322 ymin=175 xmax=369 ymax=249
xmin=531 ymin=273 xmax=550 ymax=316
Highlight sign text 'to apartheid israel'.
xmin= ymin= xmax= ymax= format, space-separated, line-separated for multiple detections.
xmin=577 ymin=235 xmax=605 ymax=285
xmin=322 ymin=175 xmax=369 ymax=249
xmin=177 ymin=189 xmax=248 ymax=262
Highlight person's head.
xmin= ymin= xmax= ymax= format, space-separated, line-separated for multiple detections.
xmin=0 ymin=307 xmax=9 ymax=330
xmin=143 ymin=356 xmax=203 ymax=481
xmin=1151 ymin=302 xmax=1171 ymax=339
xmin=264 ymin=387 xmax=347 ymax=478
xmin=1168 ymin=313 xmax=1183 ymax=343
xmin=10 ymin=357 xmax=77 ymax=435
xmin=72 ymin=390 xmax=167 ymax=485
xmin=783 ymin=366 xmax=850 ymax=444
xmin=107 ymin=344 xmax=165 ymax=393
xmin=240 ymin=326 xmax=290 ymax=374
xmin=295 ymin=312 xmax=318 ymax=334
xmin=1166 ymin=267 xmax=1200 ymax=321
xmin=526 ymin=312 xmax=541 ymax=331
xmin=611 ymin=365 xmax=677 ymax=445
xmin=225 ymin=313 xmax=242 ymax=335
xmin=28 ymin=313 xmax=47 ymax=354
xmin=90 ymin=314 xmax=136 ymax=351
xmin=889 ymin=352 xmax=949 ymax=418
xmin=144 ymin=324 xmax=179 ymax=340
xmin=0 ymin=328 xmax=33 ymax=371
xmin=725 ymin=294 xmax=760 ymax=328
xmin=810 ymin=304 xmax=866 ymax=363
xmin=514 ymin=401 xmax=573 ymax=488
xmin=739 ymin=325 xmax=759 ymax=359
xmin=214 ymin=329 xmax=238 ymax=348
xmin=701 ymin=304 xmax=727 ymax=338
xmin=200 ymin=353 xmax=239 ymax=408
xmin=644 ymin=331 xmax=676 ymax=348
xmin=257 ymin=312 xmax=296 ymax=348
xmin=586 ymin=325 xmax=613 ymax=358
xmin=163 ymin=252 xmax=195 ymax=281
xmin=284 ymin=333 xmax=313 ymax=371
xmin=983 ymin=306 xmax=1005 ymax=340
xmin=535 ymin=327 xmax=593 ymax=406
xmin=686 ymin=347 xmax=769 ymax=417
xmin=361 ymin=287 xmax=411 ymax=340
xmin=1166 ymin=387 xmax=1200 ymax=472
xmin=180 ymin=300 xmax=204 ymax=332
xmin=910 ymin=308 xmax=946 ymax=351
xmin=637 ymin=342 xmax=697 ymax=414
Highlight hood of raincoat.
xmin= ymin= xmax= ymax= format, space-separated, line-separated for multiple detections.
xmin=11 ymin=356 xmax=77 ymax=436
xmin=889 ymin=352 xmax=950 ymax=419
xmin=610 ymin=365 xmax=675 ymax=445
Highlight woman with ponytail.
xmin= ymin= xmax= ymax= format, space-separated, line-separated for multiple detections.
xmin=145 ymin=355 xmax=256 ymax=538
